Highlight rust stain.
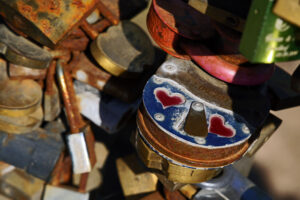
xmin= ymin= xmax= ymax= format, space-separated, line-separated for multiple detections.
xmin=72 ymin=0 xmax=85 ymax=9
xmin=17 ymin=1 xmax=38 ymax=22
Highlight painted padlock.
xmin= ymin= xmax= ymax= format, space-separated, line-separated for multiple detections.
xmin=147 ymin=0 xmax=216 ymax=60
xmin=136 ymin=58 xmax=270 ymax=183
xmin=0 ymin=0 xmax=98 ymax=48
xmin=239 ymin=0 xmax=300 ymax=63
xmin=91 ymin=21 xmax=155 ymax=78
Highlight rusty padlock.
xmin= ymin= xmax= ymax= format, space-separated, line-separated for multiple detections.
xmin=135 ymin=57 xmax=270 ymax=184
xmin=147 ymin=0 xmax=216 ymax=59
xmin=0 ymin=24 xmax=52 ymax=69
xmin=74 ymin=80 xmax=140 ymax=133
xmin=0 ymin=0 xmax=98 ymax=48
xmin=91 ymin=21 xmax=155 ymax=78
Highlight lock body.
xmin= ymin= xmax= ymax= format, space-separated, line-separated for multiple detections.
xmin=240 ymin=0 xmax=300 ymax=63
xmin=0 ymin=0 xmax=98 ymax=48
xmin=135 ymin=57 xmax=270 ymax=183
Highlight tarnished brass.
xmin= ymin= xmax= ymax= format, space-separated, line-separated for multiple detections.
xmin=184 ymin=102 xmax=208 ymax=138
xmin=273 ymin=0 xmax=300 ymax=28
xmin=0 ymin=24 xmax=52 ymax=69
xmin=135 ymin=131 xmax=220 ymax=184
xmin=0 ymin=106 xmax=43 ymax=134
xmin=0 ymin=0 xmax=98 ymax=48
xmin=43 ymin=185 xmax=89 ymax=200
xmin=91 ymin=21 xmax=154 ymax=78
xmin=247 ymin=114 xmax=282 ymax=157
xmin=116 ymin=154 xmax=158 ymax=197
xmin=0 ymin=169 xmax=44 ymax=200
xmin=0 ymin=79 xmax=42 ymax=117
xmin=179 ymin=184 xmax=198 ymax=199
xmin=73 ymin=167 xmax=102 ymax=192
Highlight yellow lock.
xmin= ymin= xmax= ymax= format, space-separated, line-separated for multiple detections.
xmin=273 ymin=0 xmax=300 ymax=28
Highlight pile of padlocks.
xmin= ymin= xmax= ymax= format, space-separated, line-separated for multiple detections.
xmin=0 ymin=0 xmax=298 ymax=199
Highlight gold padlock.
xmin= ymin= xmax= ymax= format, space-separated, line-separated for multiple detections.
xmin=273 ymin=0 xmax=300 ymax=28
xmin=91 ymin=21 xmax=155 ymax=78
xmin=0 ymin=0 xmax=98 ymax=48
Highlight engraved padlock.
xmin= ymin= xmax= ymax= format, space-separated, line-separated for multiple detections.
xmin=0 ymin=0 xmax=98 ymax=48
xmin=0 ymin=24 xmax=52 ymax=69
xmin=135 ymin=57 xmax=270 ymax=184
xmin=91 ymin=21 xmax=155 ymax=78
xmin=273 ymin=0 xmax=300 ymax=28
xmin=240 ymin=0 xmax=300 ymax=63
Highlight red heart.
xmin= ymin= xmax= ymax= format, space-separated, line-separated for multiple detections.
xmin=208 ymin=115 xmax=235 ymax=138
xmin=154 ymin=88 xmax=185 ymax=109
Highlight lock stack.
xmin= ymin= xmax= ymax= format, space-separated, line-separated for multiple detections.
xmin=0 ymin=0 xmax=151 ymax=198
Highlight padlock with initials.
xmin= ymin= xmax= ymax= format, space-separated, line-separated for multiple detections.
xmin=240 ymin=0 xmax=300 ymax=63
xmin=135 ymin=57 xmax=270 ymax=184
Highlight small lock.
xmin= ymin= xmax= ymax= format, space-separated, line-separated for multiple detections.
xmin=91 ymin=21 xmax=155 ymax=78
xmin=273 ymin=0 xmax=300 ymax=28
xmin=0 ymin=0 xmax=98 ymax=48
xmin=240 ymin=0 xmax=300 ymax=63
xmin=0 ymin=24 xmax=52 ymax=69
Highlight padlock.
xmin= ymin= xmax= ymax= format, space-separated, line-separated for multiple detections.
xmin=140 ymin=191 xmax=164 ymax=200
xmin=164 ymin=188 xmax=186 ymax=200
xmin=56 ymin=63 xmax=92 ymax=175
xmin=93 ymin=142 xmax=109 ymax=169
xmin=273 ymin=0 xmax=300 ymax=28
xmin=179 ymin=184 xmax=198 ymax=199
xmin=0 ymin=24 xmax=52 ymax=69
xmin=43 ymin=185 xmax=89 ymax=200
xmin=0 ymin=0 xmax=98 ymax=48
xmin=147 ymin=0 xmax=216 ymax=59
xmin=240 ymin=0 xmax=300 ymax=63
xmin=72 ymin=167 xmax=102 ymax=192
xmin=91 ymin=21 xmax=155 ymax=78
xmin=135 ymin=57 xmax=270 ymax=184
xmin=70 ymin=52 xmax=151 ymax=102
xmin=0 ymin=169 xmax=44 ymax=200
xmin=44 ymin=61 xmax=61 ymax=121
xmin=74 ymin=80 xmax=140 ymax=133
xmin=0 ymin=127 xmax=64 ymax=180
xmin=9 ymin=63 xmax=47 ymax=80
xmin=116 ymin=154 xmax=158 ymax=197
xmin=188 ymin=0 xmax=251 ymax=32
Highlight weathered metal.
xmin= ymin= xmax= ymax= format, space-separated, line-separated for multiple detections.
xmin=0 ymin=24 xmax=52 ymax=69
xmin=43 ymin=185 xmax=89 ymax=200
xmin=137 ymin=57 xmax=270 ymax=170
xmin=0 ymin=0 xmax=98 ymax=48
xmin=91 ymin=21 xmax=155 ymax=78
xmin=0 ymin=79 xmax=42 ymax=118
xmin=44 ymin=60 xmax=61 ymax=121
xmin=147 ymin=0 xmax=215 ymax=59
xmin=0 ymin=127 xmax=64 ymax=180
xmin=9 ymin=64 xmax=47 ymax=80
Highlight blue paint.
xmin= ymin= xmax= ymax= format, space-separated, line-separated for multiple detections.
xmin=143 ymin=76 xmax=253 ymax=148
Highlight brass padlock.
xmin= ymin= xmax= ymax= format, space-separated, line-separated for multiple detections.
xmin=240 ymin=0 xmax=300 ymax=63
xmin=273 ymin=0 xmax=300 ymax=28
xmin=43 ymin=185 xmax=89 ymax=200
xmin=0 ymin=0 xmax=98 ymax=48
xmin=0 ymin=24 xmax=52 ymax=69
xmin=91 ymin=21 xmax=155 ymax=78
xmin=9 ymin=63 xmax=47 ymax=80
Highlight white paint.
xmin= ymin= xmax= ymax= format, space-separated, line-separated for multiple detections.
xmin=162 ymin=64 xmax=177 ymax=73
xmin=97 ymin=80 xmax=105 ymax=89
xmin=76 ymin=70 xmax=88 ymax=82
xmin=77 ymin=92 xmax=102 ymax=126
xmin=154 ymin=113 xmax=165 ymax=121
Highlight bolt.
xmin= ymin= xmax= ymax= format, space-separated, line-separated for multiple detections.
xmin=164 ymin=64 xmax=176 ymax=73
xmin=154 ymin=113 xmax=165 ymax=122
